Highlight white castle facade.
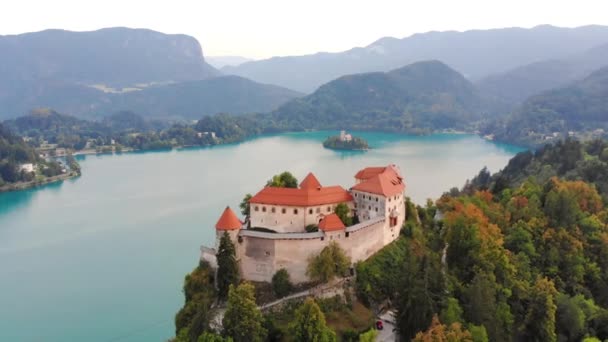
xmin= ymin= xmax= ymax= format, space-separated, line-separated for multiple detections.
xmin=203 ymin=164 xmax=406 ymax=283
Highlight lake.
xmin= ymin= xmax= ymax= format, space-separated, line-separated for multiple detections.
xmin=0 ymin=131 xmax=523 ymax=341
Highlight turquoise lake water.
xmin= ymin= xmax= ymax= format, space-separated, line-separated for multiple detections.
xmin=0 ymin=131 xmax=523 ymax=341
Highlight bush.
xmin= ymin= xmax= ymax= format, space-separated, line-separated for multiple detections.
xmin=272 ymin=268 xmax=293 ymax=298
xmin=305 ymin=224 xmax=319 ymax=232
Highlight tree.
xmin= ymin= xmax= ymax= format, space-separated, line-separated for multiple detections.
xmin=307 ymin=242 xmax=351 ymax=283
xmin=519 ymin=277 xmax=558 ymax=342
xmin=334 ymin=203 xmax=352 ymax=226
xmin=197 ymin=332 xmax=233 ymax=342
xmin=174 ymin=261 xmax=217 ymax=341
xmin=413 ymin=315 xmax=473 ymax=342
xmin=217 ymin=232 xmax=239 ymax=300
xmin=358 ymin=329 xmax=378 ymax=342
xmin=271 ymin=268 xmax=293 ymax=298
xmin=396 ymin=255 xmax=445 ymax=340
xmin=267 ymin=171 xmax=298 ymax=188
xmin=222 ymin=283 xmax=267 ymax=342
xmin=239 ymin=194 xmax=252 ymax=217
xmin=288 ymin=298 xmax=337 ymax=342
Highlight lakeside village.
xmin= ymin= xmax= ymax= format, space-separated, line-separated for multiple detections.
xmin=0 ymin=141 xmax=82 ymax=193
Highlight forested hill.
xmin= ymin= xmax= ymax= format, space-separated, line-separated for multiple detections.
xmin=269 ymin=60 xmax=484 ymax=133
xmin=0 ymin=123 xmax=38 ymax=185
xmin=464 ymin=139 xmax=608 ymax=199
xmin=493 ymin=67 xmax=608 ymax=146
xmin=355 ymin=138 xmax=608 ymax=341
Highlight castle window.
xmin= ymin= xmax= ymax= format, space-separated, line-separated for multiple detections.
xmin=327 ymin=206 xmax=331 ymax=212
xmin=375 ymin=207 xmax=378 ymax=212
xmin=255 ymin=206 xmax=259 ymax=212
xmin=262 ymin=206 xmax=266 ymax=212
xmin=321 ymin=236 xmax=324 ymax=241
xmin=368 ymin=206 xmax=371 ymax=210
xmin=355 ymin=193 xmax=358 ymax=197
xmin=294 ymin=209 xmax=298 ymax=214
xmin=271 ymin=207 xmax=276 ymax=213
xmin=389 ymin=198 xmax=391 ymax=202
xmin=309 ymin=209 xmax=313 ymax=214
xmin=316 ymin=208 xmax=320 ymax=213
xmin=282 ymin=208 xmax=286 ymax=214
xmin=345 ymin=232 xmax=350 ymax=238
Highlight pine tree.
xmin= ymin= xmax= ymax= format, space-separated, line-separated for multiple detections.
xmin=216 ymin=232 xmax=239 ymax=300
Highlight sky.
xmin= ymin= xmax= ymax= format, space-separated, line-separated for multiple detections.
xmin=1 ymin=0 xmax=608 ymax=59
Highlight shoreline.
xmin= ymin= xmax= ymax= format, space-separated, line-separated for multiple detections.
xmin=0 ymin=172 xmax=80 ymax=194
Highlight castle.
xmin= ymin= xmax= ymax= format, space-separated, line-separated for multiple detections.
xmin=202 ymin=164 xmax=406 ymax=283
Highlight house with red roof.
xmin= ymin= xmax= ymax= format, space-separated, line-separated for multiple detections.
xmin=204 ymin=164 xmax=406 ymax=283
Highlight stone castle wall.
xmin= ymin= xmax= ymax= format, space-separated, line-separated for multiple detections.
xmin=236 ymin=204 xmax=404 ymax=283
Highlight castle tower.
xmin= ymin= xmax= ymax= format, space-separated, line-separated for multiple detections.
xmin=214 ymin=206 xmax=242 ymax=253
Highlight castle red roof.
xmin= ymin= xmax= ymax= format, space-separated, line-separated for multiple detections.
xmin=300 ymin=173 xmax=321 ymax=189
xmin=351 ymin=165 xmax=405 ymax=197
xmin=318 ymin=213 xmax=346 ymax=231
xmin=250 ymin=173 xmax=353 ymax=207
xmin=354 ymin=167 xmax=387 ymax=180
xmin=215 ymin=206 xmax=242 ymax=230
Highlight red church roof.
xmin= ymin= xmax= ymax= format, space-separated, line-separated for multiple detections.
xmin=352 ymin=165 xmax=405 ymax=197
xmin=318 ymin=213 xmax=346 ymax=231
xmin=250 ymin=173 xmax=353 ymax=207
xmin=215 ymin=206 xmax=242 ymax=230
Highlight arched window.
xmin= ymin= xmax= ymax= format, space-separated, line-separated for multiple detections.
xmin=262 ymin=207 xmax=266 ymax=212
xmin=282 ymin=208 xmax=286 ymax=214
xmin=294 ymin=209 xmax=298 ymax=215
xmin=309 ymin=209 xmax=313 ymax=214
xmin=271 ymin=207 xmax=276 ymax=213
xmin=254 ymin=206 xmax=259 ymax=212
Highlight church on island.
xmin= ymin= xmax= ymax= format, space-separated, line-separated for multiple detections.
xmin=202 ymin=164 xmax=406 ymax=283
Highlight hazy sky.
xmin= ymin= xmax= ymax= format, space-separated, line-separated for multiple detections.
xmin=2 ymin=0 xmax=608 ymax=59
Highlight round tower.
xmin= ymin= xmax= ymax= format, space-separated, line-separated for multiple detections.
xmin=214 ymin=206 xmax=242 ymax=252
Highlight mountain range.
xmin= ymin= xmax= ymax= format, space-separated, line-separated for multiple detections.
xmin=0 ymin=28 xmax=300 ymax=120
xmin=477 ymin=42 xmax=608 ymax=106
xmin=222 ymin=25 xmax=608 ymax=93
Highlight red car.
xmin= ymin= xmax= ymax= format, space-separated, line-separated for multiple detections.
xmin=376 ymin=320 xmax=384 ymax=330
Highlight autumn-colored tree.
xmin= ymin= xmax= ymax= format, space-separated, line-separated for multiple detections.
xmin=413 ymin=315 xmax=473 ymax=342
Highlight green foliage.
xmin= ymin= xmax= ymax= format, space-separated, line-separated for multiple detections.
xmin=267 ymin=171 xmax=298 ymax=188
xmin=222 ymin=283 xmax=267 ymax=342
xmin=440 ymin=297 xmax=464 ymax=325
xmin=197 ymin=332 xmax=233 ymax=342
xmin=519 ymin=277 xmax=558 ymax=342
xmin=322 ymin=135 xmax=369 ymax=150
xmin=305 ymin=224 xmax=319 ymax=232
xmin=239 ymin=194 xmax=252 ymax=217
xmin=271 ymin=268 xmax=293 ymax=298
xmin=358 ymin=329 xmax=378 ymax=342
xmin=174 ymin=261 xmax=216 ymax=342
xmin=395 ymin=253 xmax=445 ymax=340
xmin=216 ymin=232 xmax=239 ymax=300
xmin=468 ymin=324 xmax=489 ymax=342
xmin=288 ymin=298 xmax=337 ymax=342
xmin=334 ymin=203 xmax=353 ymax=226
xmin=306 ymin=241 xmax=351 ymax=283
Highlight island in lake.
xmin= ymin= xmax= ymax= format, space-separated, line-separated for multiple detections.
xmin=323 ymin=130 xmax=369 ymax=151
